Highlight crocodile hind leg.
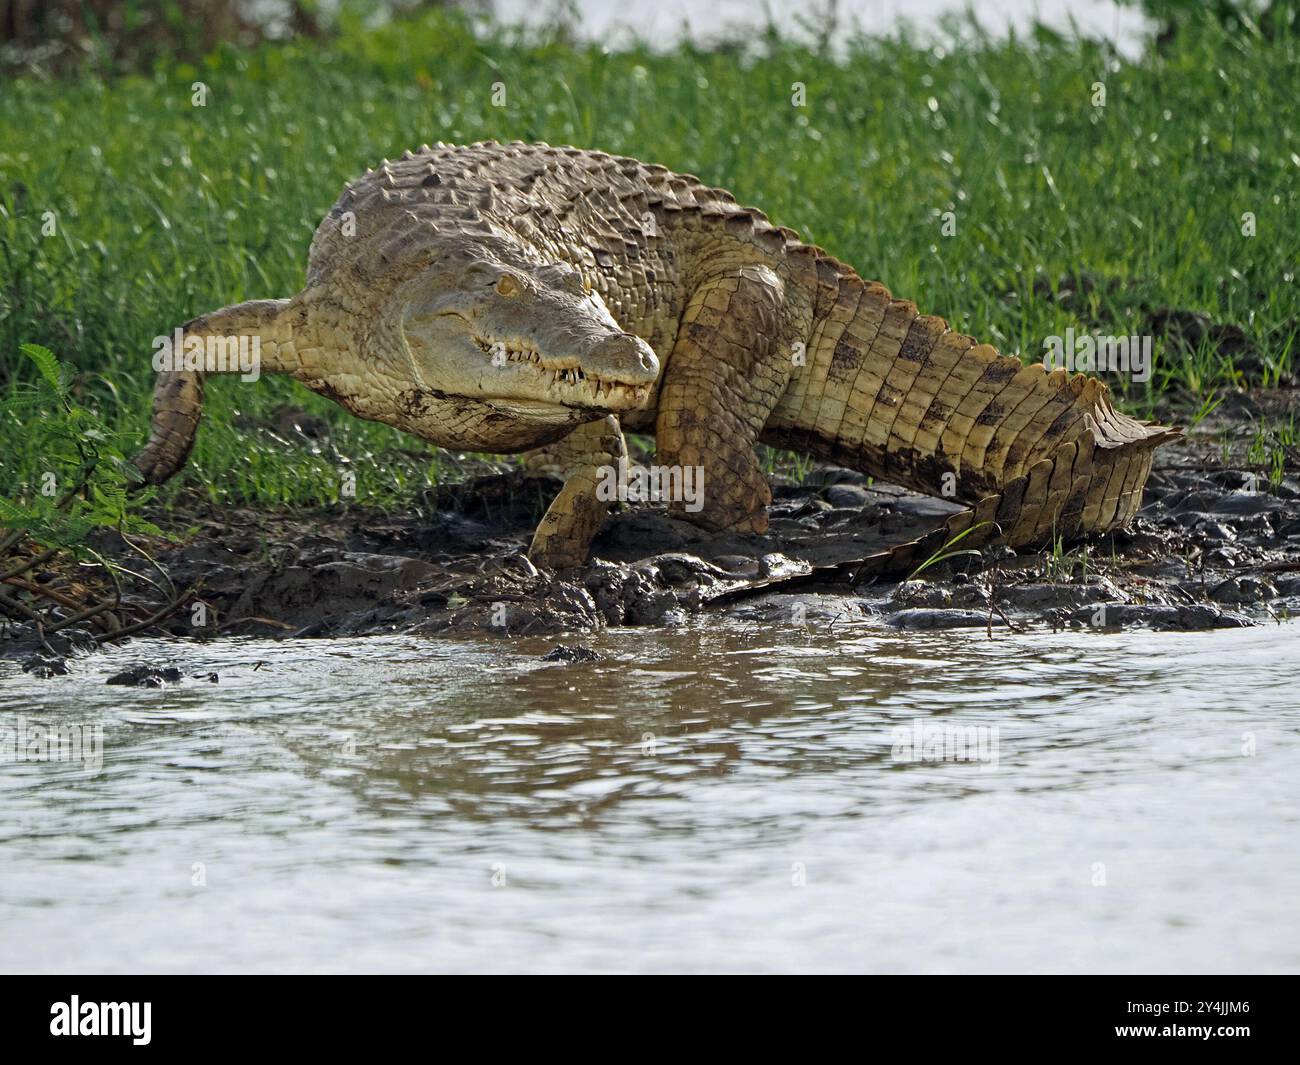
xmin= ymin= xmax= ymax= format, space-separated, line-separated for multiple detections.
xmin=527 ymin=415 xmax=628 ymax=570
xmin=655 ymin=265 xmax=795 ymax=533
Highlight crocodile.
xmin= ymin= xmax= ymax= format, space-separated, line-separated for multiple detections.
xmin=134 ymin=140 xmax=1178 ymax=573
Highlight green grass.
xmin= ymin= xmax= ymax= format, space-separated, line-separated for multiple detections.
xmin=1247 ymin=413 xmax=1298 ymax=485
xmin=1 ymin=8 xmax=1297 ymax=511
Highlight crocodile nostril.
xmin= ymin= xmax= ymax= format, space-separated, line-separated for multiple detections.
xmin=588 ymin=333 xmax=659 ymax=381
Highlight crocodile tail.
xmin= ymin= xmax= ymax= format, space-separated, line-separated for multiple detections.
xmin=860 ymin=326 xmax=1180 ymax=542
xmin=131 ymin=299 xmax=299 ymax=486
xmin=769 ymin=277 xmax=1179 ymax=569
xmin=847 ymin=416 xmax=1181 ymax=582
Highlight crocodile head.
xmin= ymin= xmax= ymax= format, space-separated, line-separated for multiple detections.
xmin=399 ymin=237 xmax=659 ymax=430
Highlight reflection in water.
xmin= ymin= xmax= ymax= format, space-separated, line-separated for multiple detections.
xmin=1 ymin=622 xmax=1297 ymax=973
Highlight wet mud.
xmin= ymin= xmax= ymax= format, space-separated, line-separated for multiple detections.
xmin=4 ymin=390 xmax=1299 ymax=676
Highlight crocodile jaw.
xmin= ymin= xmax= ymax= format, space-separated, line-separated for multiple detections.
xmin=466 ymin=333 xmax=656 ymax=414
xmin=402 ymin=309 xmax=658 ymax=422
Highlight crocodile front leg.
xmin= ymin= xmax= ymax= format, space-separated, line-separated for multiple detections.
xmin=655 ymin=266 xmax=795 ymax=533
xmin=526 ymin=415 xmax=628 ymax=570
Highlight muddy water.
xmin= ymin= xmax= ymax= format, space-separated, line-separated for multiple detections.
xmin=1 ymin=622 xmax=1297 ymax=974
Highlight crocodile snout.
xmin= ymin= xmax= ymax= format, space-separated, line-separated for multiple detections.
xmin=586 ymin=333 xmax=660 ymax=385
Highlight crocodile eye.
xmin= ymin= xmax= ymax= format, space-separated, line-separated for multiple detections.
xmin=463 ymin=260 xmax=503 ymax=289
xmin=495 ymin=274 xmax=521 ymax=297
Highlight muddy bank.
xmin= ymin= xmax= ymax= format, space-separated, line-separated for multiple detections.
xmin=4 ymin=391 xmax=1299 ymax=676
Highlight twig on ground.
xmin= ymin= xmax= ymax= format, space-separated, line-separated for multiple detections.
xmin=0 ymin=546 xmax=60 ymax=584
xmin=87 ymin=586 xmax=199 ymax=645
xmin=1 ymin=577 xmax=119 ymax=632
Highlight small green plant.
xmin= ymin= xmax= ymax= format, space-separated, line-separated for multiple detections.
xmin=0 ymin=344 xmax=160 ymax=550
xmin=1219 ymin=429 xmax=1235 ymax=467
xmin=1188 ymin=391 xmax=1224 ymax=431
xmin=906 ymin=521 xmax=994 ymax=581
xmin=1044 ymin=531 xmax=1092 ymax=582
xmin=0 ymin=345 xmax=181 ymax=646
xmin=1046 ymin=530 xmax=1067 ymax=580
xmin=1246 ymin=414 xmax=1297 ymax=487
xmin=759 ymin=446 xmax=817 ymax=484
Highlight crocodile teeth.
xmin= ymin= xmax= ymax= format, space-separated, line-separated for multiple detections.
xmin=504 ymin=348 xmax=541 ymax=364
xmin=471 ymin=334 xmax=640 ymax=400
